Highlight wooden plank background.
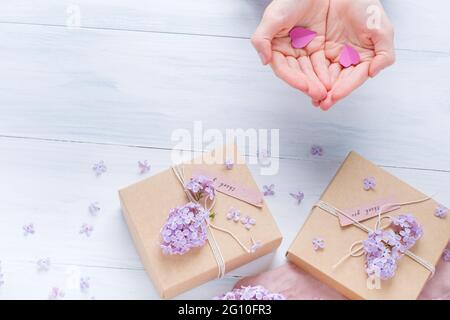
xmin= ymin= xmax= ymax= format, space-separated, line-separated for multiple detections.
xmin=0 ymin=1 xmax=448 ymax=299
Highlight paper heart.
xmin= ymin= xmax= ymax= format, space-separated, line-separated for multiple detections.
xmin=363 ymin=214 xmax=423 ymax=280
xmin=289 ymin=27 xmax=317 ymax=49
xmin=339 ymin=44 xmax=361 ymax=68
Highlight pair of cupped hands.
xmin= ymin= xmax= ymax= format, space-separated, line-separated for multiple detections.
xmin=252 ymin=0 xmax=395 ymax=110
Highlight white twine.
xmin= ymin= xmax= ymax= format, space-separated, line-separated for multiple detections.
xmin=172 ymin=166 xmax=251 ymax=278
xmin=314 ymin=197 xmax=435 ymax=277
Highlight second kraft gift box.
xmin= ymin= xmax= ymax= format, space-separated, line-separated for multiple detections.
xmin=119 ymin=145 xmax=282 ymax=299
xmin=287 ymin=151 xmax=450 ymax=300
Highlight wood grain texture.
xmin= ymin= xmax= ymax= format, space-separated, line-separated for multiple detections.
xmin=0 ymin=137 xmax=448 ymax=299
xmin=0 ymin=0 xmax=449 ymax=299
xmin=0 ymin=23 xmax=449 ymax=171
xmin=0 ymin=0 xmax=449 ymax=52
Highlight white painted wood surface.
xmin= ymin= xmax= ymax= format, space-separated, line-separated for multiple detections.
xmin=0 ymin=1 xmax=449 ymax=299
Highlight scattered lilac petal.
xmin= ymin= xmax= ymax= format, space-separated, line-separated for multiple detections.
xmin=226 ymin=207 xmax=241 ymax=222
xmin=48 ymin=287 xmax=65 ymax=300
xmin=250 ymin=240 xmax=262 ymax=253
xmin=224 ymin=158 xmax=234 ymax=170
xmin=37 ymin=258 xmax=51 ymax=272
xmin=363 ymin=177 xmax=376 ymax=191
xmin=435 ymin=205 xmax=448 ymax=219
xmin=310 ymin=145 xmax=323 ymax=157
xmin=138 ymin=160 xmax=151 ymax=174
xmin=312 ymin=237 xmax=325 ymax=251
xmin=92 ymin=161 xmax=107 ymax=176
xmin=262 ymin=184 xmax=275 ymax=196
xmin=213 ymin=285 xmax=285 ymax=300
xmin=23 ymin=223 xmax=35 ymax=236
xmin=80 ymin=277 xmax=90 ymax=292
xmin=443 ymin=249 xmax=450 ymax=262
xmin=160 ymin=202 xmax=209 ymax=255
xmin=257 ymin=148 xmax=272 ymax=167
xmin=290 ymin=191 xmax=304 ymax=205
xmin=80 ymin=223 xmax=94 ymax=237
xmin=241 ymin=215 xmax=256 ymax=230
xmin=88 ymin=202 xmax=100 ymax=216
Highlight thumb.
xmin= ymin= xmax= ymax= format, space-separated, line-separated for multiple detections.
xmin=251 ymin=14 xmax=284 ymax=65
xmin=369 ymin=26 xmax=396 ymax=77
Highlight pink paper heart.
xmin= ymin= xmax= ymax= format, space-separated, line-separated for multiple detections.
xmin=339 ymin=44 xmax=361 ymax=68
xmin=289 ymin=27 xmax=317 ymax=49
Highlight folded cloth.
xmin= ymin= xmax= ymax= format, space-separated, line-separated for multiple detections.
xmin=234 ymin=260 xmax=450 ymax=300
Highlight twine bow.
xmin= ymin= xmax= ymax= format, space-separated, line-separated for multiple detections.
xmin=172 ymin=165 xmax=252 ymax=278
xmin=314 ymin=197 xmax=435 ymax=277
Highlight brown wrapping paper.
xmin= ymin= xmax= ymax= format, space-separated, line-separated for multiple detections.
xmin=287 ymin=151 xmax=450 ymax=300
xmin=119 ymin=146 xmax=282 ymax=299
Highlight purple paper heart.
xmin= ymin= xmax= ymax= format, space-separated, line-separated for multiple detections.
xmin=339 ymin=44 xmax=361 ymax=68
xmin=289 ymin=27 xmax=317 ymax=49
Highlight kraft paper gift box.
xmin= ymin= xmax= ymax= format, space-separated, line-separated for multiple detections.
xmin=119 ymin=146 xmax=282 ymax=299
xmin=287 ymin=151 xmax=450 ymax=300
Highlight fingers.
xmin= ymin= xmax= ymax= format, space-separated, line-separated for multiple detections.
xmin=251 ymin=10 xmax=285 ymax=65
xmin=270 ymin=51 xmax=309 ymax=93
xmin=328 ymin=62 xmax=342 ymax=87
xmin=310 ymin=51 xmax=332 ymax=90
xmin=298 ymin=56 xmax=328 ymax=101
xmin=369 ymin=24 xmax=395 ymax=77
xmin=319 ymin=62 xmax=370 ymax=111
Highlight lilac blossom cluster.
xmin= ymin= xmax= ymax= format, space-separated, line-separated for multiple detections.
xmin=213 ymin=285 xmax=286 ymax=300
xmin=160 ymin=202 xmax=210 ymax=255
xmin=391 ymin=214 xmax=423 ymax=251
xmin=185 ymin=176 xmax=215 ymax=200
xmin=363 ymin=214 xmax=423 ymax=280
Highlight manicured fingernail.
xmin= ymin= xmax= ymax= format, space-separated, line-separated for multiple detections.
xmin=258 ymin=52 xmax=266 ymax=65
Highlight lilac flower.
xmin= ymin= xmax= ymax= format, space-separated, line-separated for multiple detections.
xmin=160 ymin=202 xmax=209 ymax=255
xmin=23 ymin=223 xmax=35 ymax=236
xmin=312 ymin=237 xmax=325 ymax=251
xmin=435 ymin=205 xmax=448 ymax=219
xmin=37 ymin=258 xmax=51 ymax=272
xmin=185 ymin=175 xmax=215 ymax=200
xmin=138 ymin=160 xmax=151 ymax=174
xmin=48 ymin=287 xmax=65 ymax=300
xmin=226 ymin=208 xmax=241 ymax=222
xmin=88 ymin=202 xmax=100 ymax=216
xmin=366 ymin=255 xmax=397 ymax=280
xmin=250 ymin=240 xmax=262 ymax=253
xmin=362 ymin=215 xmax=424 ymax=282
xmin=80 ymin=223 xmax=94 ymax=237
xmin=225 ymin=158 xmax=234 ymax=170
xmin=241 ymin=215 xmax=256 ymax=230
xmin=392 ymin=214 xmax=423 ymax=251
xmin=310 ymin=145 xmax=323 ymax=157
xmin=443 ymin=249 xmax=450 ymax=262
xmin=262 ymin=184 xmax=275 ymax=196
xmin=92 ymin=161 xmax=107 ymax=176
xmin=257 ymin=148 xmax=271 ymax=167
xmin=290 ymin=191 xmax=304 ymax=205
xmin=213 ymin=285 xmax=286 ymax=300
xmin=363 ymin=177 xmax=376 ymax=191
xmin=80 ymin=277 xmax=90 ymax=292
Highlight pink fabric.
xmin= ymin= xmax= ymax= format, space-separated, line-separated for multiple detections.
xmin=234 ymin=260 xmax=450 ymax=300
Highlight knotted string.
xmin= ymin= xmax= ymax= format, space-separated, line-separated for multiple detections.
xmin=172 ymin=165 xmax=251 ymax=278
xmin=314 ymin=197 xmax=435 ymax=277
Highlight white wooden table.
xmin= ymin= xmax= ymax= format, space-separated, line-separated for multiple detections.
xmin=0 ymin=0 xmax=449 ymax=300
